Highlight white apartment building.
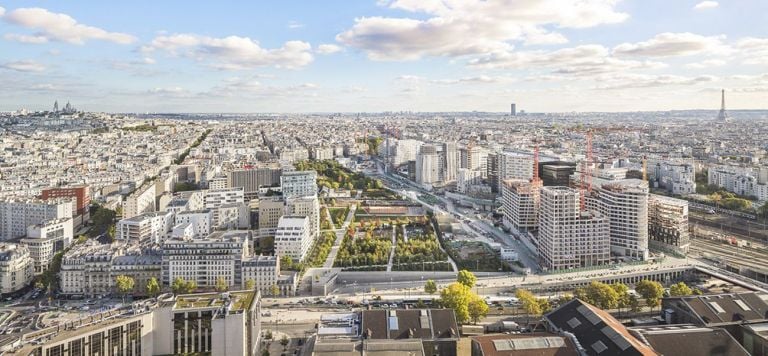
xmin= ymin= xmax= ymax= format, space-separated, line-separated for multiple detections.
xmin=538 ymin=187 xmax=610 ymax=271
xmin=123 ymin=184 xmax=157 ymax=219
xmin=649 ymin=158 xmax=696 ymax=195
xmin=280 ymin=170 xmax=318 ymax=199
xmin=217 ymin=203 xmax=251 ymax=230
xmin=257 ymin=197 xmax=285 ymax=236
xmin=0 ymin=243 xmax=34 ymax=294
xmin=174 ymin=209 xmax=213 ymax=239
xmin=0 ymin=198 xmax=73 ymax=240
xmin=648 ymin=194 xmax=690 ymax=255
xmin=21 ymin=217 xmax=73 ymax=274
xmin=241 ymin=255 xmax=280 ymax=296
xmin=501 ymin=179 xmax=542 ymax=231
xmin=457 ymin=168 xmax=483 ymax=194
xmin=311 ymin=146 xmax=335 ymax=161
xmin=274 ymin=216 xmax=312 ymax=262
xmin=285 ymin=196 xmax=320 ymax=238
xmin=416 ymin=144 xmax=440 ymax=186
xmin=497 ymin=151 xmax=534 ymax=189
xmin=708 ymin=165 xmax=768 ymax=201
xmin=587 ymin=179 xmax=649 ymax=260
xmin=208 ymin=175 xmax=228 ymax=190
xmin=204 ymin=187 xmax=245 ymax=226
xmin=117 ymin=211 xmax=174 ymax=242
xmin=161 ymin=230 xmax=250 ymax=288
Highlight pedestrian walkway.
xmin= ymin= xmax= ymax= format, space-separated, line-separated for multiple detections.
xmin=322 ymin=205 xmax=357 ymax=268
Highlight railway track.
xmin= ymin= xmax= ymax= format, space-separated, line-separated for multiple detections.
xmin=691 ymin=237 xmax=768 ymax=272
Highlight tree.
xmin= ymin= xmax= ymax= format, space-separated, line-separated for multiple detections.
xmin=424 ymin=279 xmax=437 ymax=295
xmin=264 ymin=330 xmax=273 ymax=339
xmin=215 ymin=276 xmax=228 ymax=292
xmin=537 ymin=298 xmax=552 ymax=314
xmin=468 ymin=296 xmax=489 ymax=324
xmin=280 ymin=335 xmax=289 ymax=351
xmin=579 ymin=281 xmax=619 ymax=310
xmin=146 ymin=277 xmax=161 ymax=297
xmin=516 ymin=289 xmax=542 ymax=326
xmin=107 ymin=224 xmax=116 ymax=242
xmin=34 ymin=280 xmax=45 ymax=290
xmin=115 ymin=275 xmax=135 ymax=302
xmin=759 ymin=201 xmax=768 ymax=219
xmin=440 ymin=282 xmax=473 ymax=324
xmin=692 ymin=288 xmax=704 ymax=295
xmin=261 ymin=350 xmax=270 ymax=356
xmin=280 ymin=255 xmax=294 ymax=270
xmin=669 ymin=282 xmax=693 ymax=297
xmin=457 ymin=270 xmax=477 ymax=288
xmin=185 ymin=280 xmax=197 ymax=293
xmin=245 ymin=279 xmax=256 ymax=290
xmin=636 ymin=280 xmax=664 ymax=311
xmin=271 ymin=284 xmax=281 ymax=297
xmin=628 ymin=294 xmax=641 ymax=313
xmin=172 ymin=277 xmax=187 ymax=295
xmin=611 ymin=283 xmax=631 ymax=315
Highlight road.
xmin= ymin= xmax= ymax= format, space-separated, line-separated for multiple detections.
xmin=322 ymin=205 xmax=357 ymax=268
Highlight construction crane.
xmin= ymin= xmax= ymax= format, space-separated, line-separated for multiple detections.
xmin=642 ymin=155 xmax=648 ymax=182
xmin=531 ymin=138 xmax=542 ymax=184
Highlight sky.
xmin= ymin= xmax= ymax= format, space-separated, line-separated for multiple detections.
xmin=0 ymin=0 xmax=766 ymax=113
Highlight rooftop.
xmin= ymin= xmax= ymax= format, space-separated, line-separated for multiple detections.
xmin=471 ymin=332 xmax=578 ymax=356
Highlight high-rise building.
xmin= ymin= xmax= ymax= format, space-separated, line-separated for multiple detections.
xmin=497 ymin=152 xmax=534 ymax=189
xmin=280 ymin=170 xmax=318 ymax=199
xmin=227 ymin=166 xmax=282 ymax=195
xmin=487 ymin=152 xmax=500 ymax=193
xmin=501 ymin=179 xmax=542 ymax=232
xmin=457 ymin=168 xmax=483 ymax=194
xmin=586 ymin=179 xmax=649 ymax=260
xmin=442 ymin=142 xmax=458 ymax=183
xmin=257 ymin=197 xmax=285 ymax=236
xmin=648 ymin=194 xmax=690 ymax=255
xmin=510 ymin=103 xmax=516 ymax=116
xmin=416 ymin=144 xmax=439 ymax=186
xmin=540 ymin=162 xmax=577 ymax=187
xmin=538 ymin=187 xmax=610 ymax=271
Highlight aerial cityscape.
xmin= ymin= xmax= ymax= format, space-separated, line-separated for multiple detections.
xmin=1 ymin=1 xmax=768 ymax=356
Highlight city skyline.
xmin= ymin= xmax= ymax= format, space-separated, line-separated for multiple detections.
xmin=0 ymin=0 xmax=767 ymax=113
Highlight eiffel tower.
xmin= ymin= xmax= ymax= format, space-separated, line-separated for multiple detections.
xmin=717 ymin=89 xmax=729 ymax=122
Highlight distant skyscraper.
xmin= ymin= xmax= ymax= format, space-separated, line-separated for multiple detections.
xmin=53 ymin=100 xmax=59 ymax=113
xmin=416 ymin=144 xmax=439 ymax=186
xmin=510 ymin=103 xmax=516 ymax=116
xmin=717 ymin=89 xmax=729 ymax=122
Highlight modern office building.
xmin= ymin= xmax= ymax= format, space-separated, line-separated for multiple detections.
xmin=21 ymin=217 xmax=73 ymax=274
xmin=648 ymin=194 xmax=690 ymax=255
xmin=227 ymin=165 xmax=282 ymax=195
xmin=501 ymin=179 xmax=542 ymax=232
xmin=541 ymin=162 xmax=578 ymax=187
xmin=280 ymin=170 xmax=318 ymax=199
xmin=497 ymin=151 xmax=535 ymax=191
xmin=257 ymin=197 xmax=285 ymax=236
xmin=0 ymin=243 xmax=34 ymax=294
xmin=15 ymin=291 xmax=262 ymax=356
xmin=274 ymin=215 xmax=312 ymax=262
xmin=538 ymin=187 xmax=610 ymax=271
xmin=586 ymin=179 xmax=649 ymax=260
xmin=117 ymin=211 xmax=174 ymax=242
xmin=457 ymin=168 xmax=483 ymax=194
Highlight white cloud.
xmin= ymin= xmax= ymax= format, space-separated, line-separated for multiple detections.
xmin=685 ymin=59 xmax=726 ymax=69
xmin=288 ymin=20 xmax=304 ymax=29
xmin=3 ymin=7 xmax=136 ymax=45
xmin=593 ymin=73 xmax=716 ymax=90
xmin=144 ymin=34 xmax=314 ymax=69
xmin=316 ymin=44 xmax=343 ymax=54
xmin=613 ymin=32 xmax=729 ymax=57
xmin=0 ymin=7 xmax=5 ymax=17
xmin=4 ymin=33 xmax=48 ymax=43
xmin=736 ymin=37 xmax=768 ymax=65
xmin=431 ymin=75 xmax=507 ymax=84
xmin=1 ymin=60 xmax=46 ymax=72
xmin=147 ymin=87 xmax=192 ymax=97
xmin=694 ymin=1 xmax=719 ymax=10
xmin=469 ymin=44 xmax=666 ymax=76
xmin=337 ymin=0 xmax=627 ymax=60
xmin=207 ymin=77 xmax=320 ymax=98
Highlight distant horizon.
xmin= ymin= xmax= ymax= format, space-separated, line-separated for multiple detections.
xmin=1 ymin=1 xmax=767 ymax=112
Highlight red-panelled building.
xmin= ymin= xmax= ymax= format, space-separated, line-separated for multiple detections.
xmin=41 ymin=185 xmax=91 ymax=215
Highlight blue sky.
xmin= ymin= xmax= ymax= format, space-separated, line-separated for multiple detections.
xmin=0 ymin=0 xmax=766 ymax=113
